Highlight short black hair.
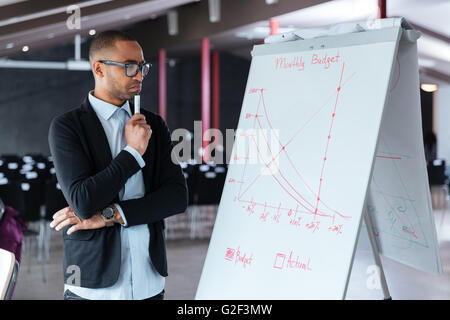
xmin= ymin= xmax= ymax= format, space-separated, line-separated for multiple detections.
xmin=89 ymin=30 xmax=136 ymax=63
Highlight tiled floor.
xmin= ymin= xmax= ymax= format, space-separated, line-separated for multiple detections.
xmin=10 ymin=208 xmax=450 ymax=300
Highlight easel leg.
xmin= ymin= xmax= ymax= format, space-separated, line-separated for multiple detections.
xmin=363 ymin=213 xmax=392 ymax=300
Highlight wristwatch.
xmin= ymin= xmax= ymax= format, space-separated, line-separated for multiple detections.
xmin=101 ymin=206 xmax=115 ymax=227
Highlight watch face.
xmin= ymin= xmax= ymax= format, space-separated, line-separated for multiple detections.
xmin=102 ymin=207 xmax=115 ymax=219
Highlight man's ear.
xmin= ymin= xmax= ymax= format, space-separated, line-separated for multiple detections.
xmin=92 ymin=61 xmax=104 ymax=79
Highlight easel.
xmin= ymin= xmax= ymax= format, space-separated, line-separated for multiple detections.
xmin=196 ymin=18 xmax=441 ymax=300
xmin=364 ymin=212 xmax=392 ymax=300
xmin=342 ymin=22 xmax=429 ymax=300
xmin=342 ymin=205 xmax=392 ymax=300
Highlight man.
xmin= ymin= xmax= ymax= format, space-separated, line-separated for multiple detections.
xmin=48 ymin=30 xmax=187 ymax=300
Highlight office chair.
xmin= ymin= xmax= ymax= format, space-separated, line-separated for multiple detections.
xmin=0 ymin=248 xmax=19 ymax=300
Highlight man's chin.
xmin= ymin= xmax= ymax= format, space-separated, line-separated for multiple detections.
xmin=122 ymin=91 xmax=139 ymax=100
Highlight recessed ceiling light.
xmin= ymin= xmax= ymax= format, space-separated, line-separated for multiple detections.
xmin=89 ymin=29 xmax=96 ymax=36
xmin=22 ymin=45 xmax=29 ymax=52
xmin=6 ymin=43 xmax=14 ymax=49
xmin=235 ymin=26 xmax=297 ymax=40
xmin=421 ymin=84 xmax=438 ymax=92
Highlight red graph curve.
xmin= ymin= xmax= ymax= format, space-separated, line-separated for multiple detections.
xmin=237 ymin=61 xmax=353 ymax=221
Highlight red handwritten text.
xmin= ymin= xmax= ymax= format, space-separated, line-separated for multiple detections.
xmin=225 ymin=246 xmax=253 ymax=269
xmin=273 ymin=250 xmax=312 ymax=271
xmin=275 ymin=56 xmax=305 ymax=71
xmin=311 ymin=52 xmax=340 ymax=69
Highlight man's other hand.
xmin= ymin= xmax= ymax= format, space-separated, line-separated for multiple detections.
xmin=49 ymin=206 xmax=105 ymax=235
xmin=125 ymin=113 xmax=152 ymax=156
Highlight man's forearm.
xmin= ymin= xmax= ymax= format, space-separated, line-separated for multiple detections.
xmin=49 ymin=118 xmax=143 ymax=220
xmin=63 ymin=150 xmax=141 ymax=219
xmin=118 ymin=179 xmax=188 ymax=227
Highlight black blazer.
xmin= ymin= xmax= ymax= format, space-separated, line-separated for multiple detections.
xmin=48 ymin=96 xmax=188 ymax=288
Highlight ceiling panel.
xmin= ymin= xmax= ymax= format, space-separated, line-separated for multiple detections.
xmin=216 ymin=0 xmax=449 ymax=81
xmin=0 ymin=0 xmax=27 ymax=7
xmin=0 ymin=0 xmax=198 ymax=57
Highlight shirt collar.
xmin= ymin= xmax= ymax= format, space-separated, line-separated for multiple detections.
xmin=88 ymin=90 xmax=132 ymax=120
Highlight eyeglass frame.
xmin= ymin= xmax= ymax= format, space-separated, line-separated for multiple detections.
xmin=98 ymin=60 xmax=152 ymax=77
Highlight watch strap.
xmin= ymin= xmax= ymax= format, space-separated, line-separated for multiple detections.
xmin=104 ymin=219 xmax=114 ymax=227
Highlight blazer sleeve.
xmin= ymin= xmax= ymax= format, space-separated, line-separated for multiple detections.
xmin=48 ymin=114 xmax=141 ymax=219
xmin=116 ymin=115 xmax=188 ymax=227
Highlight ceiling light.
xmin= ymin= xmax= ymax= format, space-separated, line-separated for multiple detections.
xmin=22 ymin=45 xmax=29 ymax=52
xmin=421 ymin=83 xmax=438 ymax=92
xmin=236 ymin=26 xmax=297 ymax=40
xmin=167 ymin=10 xmax=178 ymax=36
xmin=5 ymin=43 xmax=13 ymax=49
xmin=208 ymin=0 xmax=221 ymax=23
xmin=89 ymin=29 xmax=96 ymax=36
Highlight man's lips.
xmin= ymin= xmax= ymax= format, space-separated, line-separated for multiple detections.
xmin=130 ymin=84 xmax=142 ymax=90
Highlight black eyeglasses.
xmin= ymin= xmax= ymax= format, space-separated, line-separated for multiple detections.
xmin=99 ymin=60 xmax=151 ymax=77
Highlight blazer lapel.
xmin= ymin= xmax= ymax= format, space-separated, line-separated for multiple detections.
xmin=79 ymin=97 xmax=113 ymax=171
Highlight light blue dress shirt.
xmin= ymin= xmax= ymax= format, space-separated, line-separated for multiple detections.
xmin=64 ymin=91 xmax=165 ymax=299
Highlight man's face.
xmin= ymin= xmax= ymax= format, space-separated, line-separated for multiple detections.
xmin=101 ymin=40 xmax=145 ymax=101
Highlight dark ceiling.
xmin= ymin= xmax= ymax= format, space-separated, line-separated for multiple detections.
xmin=0 ymin=0 xmax=448 ymax=82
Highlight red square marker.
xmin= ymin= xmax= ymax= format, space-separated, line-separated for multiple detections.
xmin=273 ymin=253 xmax=286 ymax=269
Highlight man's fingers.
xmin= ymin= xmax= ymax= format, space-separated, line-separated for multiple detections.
xmin=50 ymin=209 xmax=73 ymax=228
xmin=66 ymin=225 xmax=78 ymax=235
xmin=52 ymin=206 xmax=70 ymax=220
xmin=54 ymin=217 xmax=79 ymax=231
xmin=50 ymin=207 xmax=78 ymax=229
xmin=130 ymin=114 xmax=145 ymax=121
xmin=134 ymin=118 xmax=147 ymax=124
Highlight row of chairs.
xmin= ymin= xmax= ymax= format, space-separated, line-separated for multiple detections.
xmin=0 ymin=154 xmax=66 ymax=284
xmin=0 ymin=153 xmax=229 ymax=288
xmin=166 ymin=160 xmax=227 ymax=240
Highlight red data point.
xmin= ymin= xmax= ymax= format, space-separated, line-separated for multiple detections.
xmin=337 ymin=87 xmax=341 ymax=92
xmin=332 ymin=113 xmax=335 ymax=117
xmin=324 ymin=157 xmax=327 ymax=161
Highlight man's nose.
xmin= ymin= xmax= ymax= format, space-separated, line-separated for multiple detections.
xmin=133 ymin=69 xmax=143 ymax=82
